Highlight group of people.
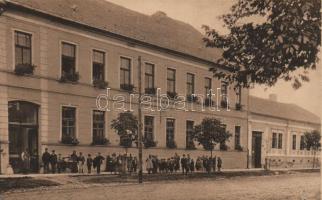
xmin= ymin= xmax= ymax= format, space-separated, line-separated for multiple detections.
xmin=146 ymin=153 xmax=222 ymax=175
xmin=21 ymin=149 xmax=223 ymax=175
xmin=42 ymin=148 xmax=105 ymax=174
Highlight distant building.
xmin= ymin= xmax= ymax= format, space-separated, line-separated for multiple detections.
xmin=249 ymin=95 xmax=320 ymax=169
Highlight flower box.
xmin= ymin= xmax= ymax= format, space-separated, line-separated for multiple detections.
xmin=235 ymin=103 xmax=242 ymax=111
xmin=93 ymin=79 xmax=109 ymax=89
xmin=14 ymin=64 xmax=36 ymax=76
xmin=143 ymin=139 xmax=157 ymax=148
xmin=120 ymin=83 xmax=135 ymax=92
xmin=186 ymin=95 xmax=198 ymax=103
xmin=59 ymin=72 xmax=80 ymax=83
xmin=61 ymin=136 xmax=79 ymax=145
xmin=166 ymin=140 xmax=177 ymax=149
xmin=91 ymin=137 xmax=110 ymax=145
xmin=204 ymin=98 xmax=215 ymax=107
xmin=167 ymin=91 xmax=177 ymax=99
xmin=145 ymin=88 xmax=157 ymax=95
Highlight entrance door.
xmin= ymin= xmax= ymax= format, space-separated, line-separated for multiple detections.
xmin=8 ymin=101 xmax=39 ymax=173
xmin=252 ymin=131 xmax=262 ymax=168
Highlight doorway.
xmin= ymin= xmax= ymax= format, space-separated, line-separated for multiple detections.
xmin=252 ymin=131 xmax=262 ymax=168
xmin=8 ymin=101 xmax=39 ymax=173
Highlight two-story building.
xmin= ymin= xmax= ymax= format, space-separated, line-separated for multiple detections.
xmin=0 ymin=0 xmax=249 ymax=174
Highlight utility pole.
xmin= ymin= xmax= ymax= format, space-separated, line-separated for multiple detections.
xmin=137 ymin=56 xmax=143 ymax=183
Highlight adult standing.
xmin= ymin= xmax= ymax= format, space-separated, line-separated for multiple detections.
xmin=42 ymin=148 xmax=50 ymax=173
xmin=70 ymin=150 xmax=78 ymax=173
xmin=217 ymin=157 xmax=222 ymax=172
xmin=146 ymin=155 xmax=153 ymax=174
xmin=94 ymin=152 xmax=105 ymax=174
xmin=87 ymin=154 xmax=93 ymax=174
xmin=21 ymin=149 xmax=30 ymax=174
xmin=181 ymin=154 xmax=187 ymax=175
xmin=49 ymin=150 xmax=58 ymax=174
xmin=78 ymin=152 xmax=85 ymax=173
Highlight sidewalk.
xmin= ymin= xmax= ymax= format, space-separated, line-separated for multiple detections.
xmin=0 ymin=167 xmax=318 ymax=178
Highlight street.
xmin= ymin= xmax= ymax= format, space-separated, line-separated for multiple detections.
xmin=2 ymin=172 xmax=320 ymax=200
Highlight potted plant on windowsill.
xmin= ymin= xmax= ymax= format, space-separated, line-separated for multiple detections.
xmin=93 ymin=79 xmax=109 ymax=89
xmin=14 ymin=64 xmax=36 ymax=76
xmin=61 ymin=136 xmax=79 ymax=145
xmin=167 ymin=91 xmax=177 ymax=99
xmin=186 ymin=95 xmax=198 ymax=103
xmin=59 ymin=72 xmax=80 ymax=83
xmin=235 ymin=103 xmax=242 ymax=111
xmin=220 ymin=142 xmax=228 ymax=151
xmin=91 ymin=137 xmax=110 ymax=146
xmin=145 ymin=88 xmax=157 ymax=95
xmin=166 ymin=140 xmax=177 ymax=149
xmin=143 ymin=138 xmax=157 ymax=148
xmin=235 ymin=144 xmax=243 ymax=151
xmin=204 ymin=98 xmax=214 ymax=107
xmin=120 ymin=83 xmax=135 ymax=92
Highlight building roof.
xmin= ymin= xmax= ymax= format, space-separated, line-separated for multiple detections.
xmin=250 ymin=96 xmax=321 ymax=125
xmin=5 ymin=0 xmax=222 ymax=65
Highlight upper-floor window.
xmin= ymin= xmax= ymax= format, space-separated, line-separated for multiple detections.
xmin=278 ymin=133 xmax=283 ymax=149
xmin=205 ymin=77 xmax=212 ymax=97
xmin=221 ymin=81 xmax=228 ymax=101
xmin=61 ymin=42 xmax=76 ymax=76
xmin=292 ymin=134 xmax=297 ymax=150
xmin=272 ymin=132 xmax=277 ymax=148
xmin=92 ymin=50 xmax=105 ymax=81
xmin=92 ymin=110 xmax=105 ymax=144
xmin=300 ymin=135 xmax=305 ymax=150
xmin=236 ymin=86 xmax=242 ymax=105
xmin=120 ymin=57 xmax=131 ymax=86
xmin=15 ymin=31 xmax=32 ymax=66
xmin=62 ymin=106 xmax=76 ymax=140
xmin=145 ymin=63 xmax=155 ymax=92
xmin=167 ymin=68 xmax=176 ymax=93
xmin=186 ymin=73 xmax=195 ymax=95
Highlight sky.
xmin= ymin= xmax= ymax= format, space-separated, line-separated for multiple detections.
xmin=107 ymin=0 xmax=321 ymax=117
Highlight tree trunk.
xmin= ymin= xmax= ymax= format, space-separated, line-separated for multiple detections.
xmin=312 ymin=150 xmax=316 ymax=169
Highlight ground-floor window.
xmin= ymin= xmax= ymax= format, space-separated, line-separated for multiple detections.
xmin=300 ymin=135 xmax=305 ymax=150
xmin=62 ymin=106 xmax=76 ymax=141
xmin=234 ymin=126 xmax=241 ymax=149
xmin=292 ymin=134 xmax=297 ymax=150
xmin=186 ymin=120 xmax=194 ymax=149
xmin=166 ymin=118 xmax=176 ymax=148
xmin=144 ymin=116 xmax=154 ymax=142
xmin=92 ymin=110 xmax=105 ymax=144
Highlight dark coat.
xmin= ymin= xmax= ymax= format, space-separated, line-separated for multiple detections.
xmin=42 ymin=152 xmax=51 ymax=163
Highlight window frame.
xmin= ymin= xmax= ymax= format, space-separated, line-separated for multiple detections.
xmin=185 ymin=120 xmax=194 ymax=149
xmin=92 ymin=110 xmax=106 ymax=143
xmin=167 ymin=68 xmax=176 ymax=93
xmin=60 ymin=41 xmax=78 ymax=77
xmin=120 ymin=56 xmax=132 ymax=86
xmin=144 ymin=62 xmax=155 ymax=90
xmin=166 ymin=118 xmax=176 ymax=147
xmin=204 ymin=77 xmax=212 ymax=98
xmin=144 ymin=115 xmax=155 ymax=142
xmin=221 ymin=81 xmax=228 ymax=102
xmin=92 ymin=49 xmax=106 ymax=82
xmin=13 ymin=30 xmax=33 ymax=68
xmin=61 ymin=105 xmax=77 ymax=141
xmin=186 ymin=73 xmax=195 ymax=95
xmin=292 ymin=134 xmax=297 ymax=150
xmin=234 ymin=125 xmax=241 ymax=148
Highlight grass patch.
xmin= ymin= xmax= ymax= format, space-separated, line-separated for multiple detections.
xmin=0 ymin=177 xmax=60 ymax=194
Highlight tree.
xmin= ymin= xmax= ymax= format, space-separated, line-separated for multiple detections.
xmin=203 ymin=0 xmax=321 ymax=89
xmin=304 ymin=130 xmax=321 ymax=168
xmin=111 ymin=111 xmax=138 ymax=149
xmin=193 ymin=118 xmax=232 ymax=157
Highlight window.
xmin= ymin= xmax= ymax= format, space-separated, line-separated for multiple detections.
xmin=186 ymin=120 xmax=194 ymax=149
xmin=15 ymin=31 xmax=32 ymax=66
xmin=166 ymin=118 xmax=175 ymax=148
xmin=62 ymin=107 xmax=76 ymax=139
xmin=278 ymin=133 xmax=283 ymax=149
xmin=61 ymin=42 xmax=76 ymax=76
xmin=120 ymin=57 xmax=131 ymax=86
xmin=92 ymin=110 xmax=105 ymax=142
xmin=144 ymin=116 xmax=154 ymax=142
xmin=292 ymin=134 xmax=297 ymax=150
xmin=167 ymin=68 xmax=176 ymax=93
xmin=300 ymin=135 xmax=305 ymax=150
xmin=92 ymin=50 xmax=105 ymax=81
xmin=221 ymin=81 xmax=228 ymax=101
xmin=205 ymin=77 xmax=212 ymax=97
xmin=236 ymin=86 xmax=242 ymax=105
xmin=272 ymin=132 xmax=277 ymax=148
xmin=235 ymin=126 xmax=241 ymax=148
xmin=186 ymin=73 xmax=195 ymax=95
xmin=145 ymin=63 xmax=155 ymax=91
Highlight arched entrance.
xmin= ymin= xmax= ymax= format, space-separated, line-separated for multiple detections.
xmin=8 ymin=101 xmax=39 ymax=173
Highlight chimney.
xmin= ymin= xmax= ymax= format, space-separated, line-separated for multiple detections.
xmin=268 ymin=94 xmax=277 ymax=102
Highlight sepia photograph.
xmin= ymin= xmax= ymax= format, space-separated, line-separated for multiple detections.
xmin=0 ymin=0 xmax=320 ymax=199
